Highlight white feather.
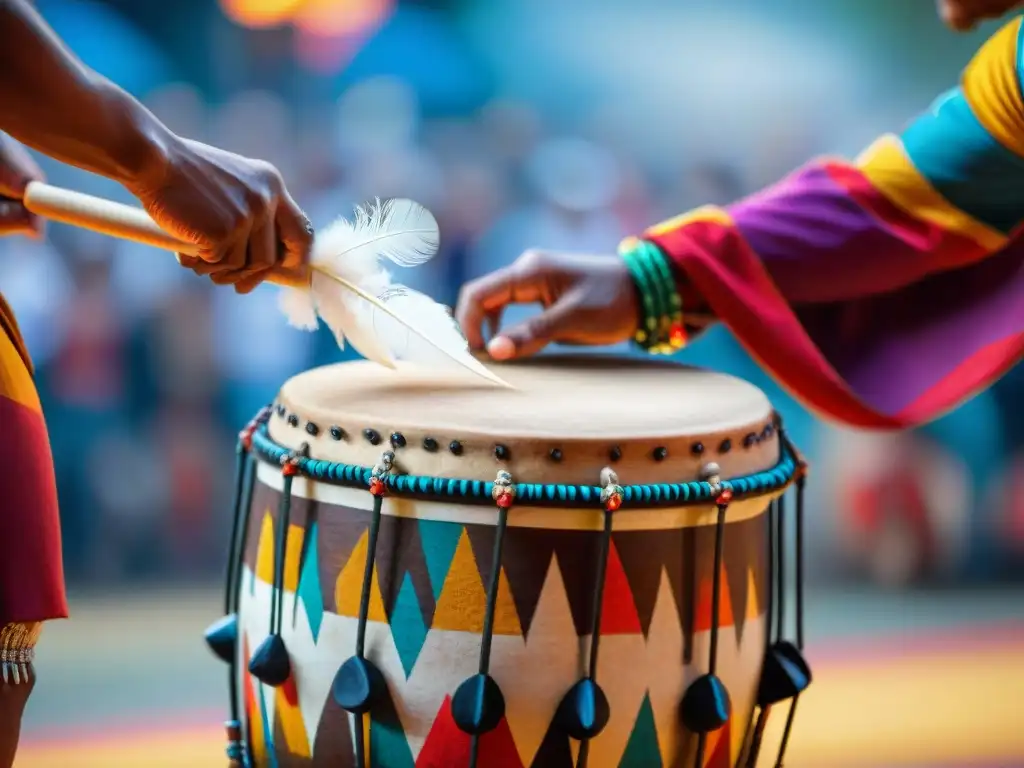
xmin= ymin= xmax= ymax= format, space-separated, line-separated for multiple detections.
xmin=278 ymin=286 xmax=318 ymax=330
xmin=277 ymin=198 xmax=509 ymax=387
xmin=368 ymin=288 xmax=509 ymax=385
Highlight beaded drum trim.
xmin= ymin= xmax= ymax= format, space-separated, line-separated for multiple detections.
xmin=250 ymin=421 xmax=798 ymax=509
xmin=1 ymin=622 xmax=40 ymax=685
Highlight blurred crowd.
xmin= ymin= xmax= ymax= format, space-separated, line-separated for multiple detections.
xmin=0 ymin=74 xmax=768 ymax=584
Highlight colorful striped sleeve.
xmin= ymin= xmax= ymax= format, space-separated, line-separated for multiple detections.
xmin=642 ymin=17 xmax=1024 ymax=430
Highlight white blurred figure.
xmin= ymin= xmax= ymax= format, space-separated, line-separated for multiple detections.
xmin=471 ymin=137 xmax=626 ymax=349
xmin=477 ymin=137 xmax=624 ymax=261
xmin=145 ymin=81 xmax=210 ymax=143
xmin=0 ymin=238 xmax=74 ymax=369
xmin=103 ymin=83 xmax=212 ymax=324
xmin=207 ymin=91 xmax=314 ymax=427
xmin=335 ymin=76 xmax=420 ymax=161
xmin=212 ymin=281 xmax=315 ymax=430
xmin=211 ymin=89 xmax=297 ymax=182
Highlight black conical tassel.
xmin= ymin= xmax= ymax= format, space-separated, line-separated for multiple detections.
xmin=453 ymin=470 xmax=515 ymax=768
xmin=249 ymin=443 xmax=307 ymax=688
xmin=555 ymin=467 xmax=621 ymax=768
xmin=683 ymin=463 xmax=733 ymax=768
xmin=333 ymin=450 xmax=394 ymax=768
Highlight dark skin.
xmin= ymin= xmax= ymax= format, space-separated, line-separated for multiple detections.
xmin=456 ymin=0 xmax=1024 ymax=360
xmin=0 ymin=0 xmax=311 ymax=292
xmin=0 ymin=1 xmax=314 ymax=763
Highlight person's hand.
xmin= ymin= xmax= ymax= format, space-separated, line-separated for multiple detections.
xmin=130 ymin=137 xmax=313 ymax=294
xmin=455 ymin=250 xmax=639 ymax=361
xmin=0 ymin=133 xmax=44 ymax=238
xmin=936 ymin=0 xmax=1022 ymax=30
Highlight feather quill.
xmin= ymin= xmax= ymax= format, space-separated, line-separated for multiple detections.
xmin=278 ymin=198 xmax=509 ymax=387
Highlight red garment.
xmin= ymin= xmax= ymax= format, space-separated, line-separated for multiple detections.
xmin=0 ymin=294 xmax=66 ymax=624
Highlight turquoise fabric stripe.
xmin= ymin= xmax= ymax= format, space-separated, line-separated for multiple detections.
xmin=900 ymin=86 xmax=1024 ymax=234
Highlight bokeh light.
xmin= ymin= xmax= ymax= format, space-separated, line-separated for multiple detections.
xmin=291 ymin=0 xmax=392 ymax=37
xmin=218 ymin=0 xmax=304 ymax=29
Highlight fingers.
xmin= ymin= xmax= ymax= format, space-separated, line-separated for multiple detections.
xmin=486 ymin=295 xmax=576 ymax=361
xmin=456 ymin=250 xmax=549 ymax=350
xmin=275 ymin=190 xmax=314 ymax=276
xmin=0 ymin=134 xmax=44 ymax=199
xmin=0 ymin=198 xmax=42 ymax=238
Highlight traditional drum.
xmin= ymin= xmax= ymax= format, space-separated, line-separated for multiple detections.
xmin=204 ymin=356 xmax=811 ymax=768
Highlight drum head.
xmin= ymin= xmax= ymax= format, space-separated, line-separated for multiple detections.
xmin=270 ymin=355 xmax=779 ymax=485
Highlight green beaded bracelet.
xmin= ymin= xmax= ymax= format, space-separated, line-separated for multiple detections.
xmin=619 ymin=237 xmax=686 ymax=354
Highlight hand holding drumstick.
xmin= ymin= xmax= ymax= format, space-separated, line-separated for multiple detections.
xmin=0 ymin=0 xmax=311 ymax=293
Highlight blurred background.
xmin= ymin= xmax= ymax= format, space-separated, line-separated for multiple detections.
xmin=3 ymin=0 xmax=1023 ymax=765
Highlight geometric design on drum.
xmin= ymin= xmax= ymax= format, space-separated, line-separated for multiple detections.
xmin=418 ymin=519 xmax=464 ymax=603
xmin=243 ymin=636 xmax=267 ymax=765
xmin=391 ymin=573 xmax=430 ymax=678
xmin=310 ymin=688 xmax=355 ymax=765
xmin=600 ymin=539 xmax=642 ymax=635
xmin=620 ymin=693 xmax=662 ymax=767
xmin=256 ymin=510 xmax=276 ymax=593
xmin=644 ymin=569 xmax=686 ymax=763
xmin=415 ymin=695 xmax=524 ymax=768
xmin=242 ymin=570 xmax=767 ymax=768
xmin=744 ymin=569 xmax=760 ymax=620
xmin=694 ymin=565 xmax=734 ymax=633
xmin=369 ymin=680 xmax=415 ymax=768
xmin=284 ymin=524 xmax=306 ymax=593
xmin=275 ymin=675 xmax=311 ymax=758
xmin=243 ymin=633 xmax=278 ymax=767
xmin=297 ymin=523 xmax=324 ymax=643
xmin=334 ymin=529 xmax=387 ymax=622
xmin=503 ymin=553 xmax=582 ymax=765
xmin=529 ymin=720 xmax=573 ymax=767
xmin=241 ymin=489 xmax=768 ymax=650
xmin=703 ymin=720 xmax=731 ymax=768
xmin=432 ymin=528 xmax=520 ymax=635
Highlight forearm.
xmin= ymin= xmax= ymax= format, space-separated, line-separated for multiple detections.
xmin=0 ymin=0 xmax=170 ymax=187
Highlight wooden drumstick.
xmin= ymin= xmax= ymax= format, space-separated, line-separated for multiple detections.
xmin=22 ymin=181 xmax=309 ymax=288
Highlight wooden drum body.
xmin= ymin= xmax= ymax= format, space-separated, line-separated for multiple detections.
xmin=205 ymin=358 xmax=808 ymax=768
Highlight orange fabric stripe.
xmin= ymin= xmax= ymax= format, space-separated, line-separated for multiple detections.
xmin=0 ymin=318 xmax=41 ymax=413
xmin=961 ymin=15 xmax=1024 ymax=158
xmin=855 ymin=135 xmax=1007 ymax=252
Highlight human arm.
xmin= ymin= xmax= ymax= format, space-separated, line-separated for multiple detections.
xmin=457 ymin=18 xmax=1024 ymax=429
xmin=637 ymin=16 xmax=1024 ymax=428
xmin=0 ymin=0 xmax=312 ymax=290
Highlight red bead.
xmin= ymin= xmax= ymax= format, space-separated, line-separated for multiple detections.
xmin=282 ymin=462 xmax=298 ymax=477
xmin=716 ymin=488 xmax=733 ymax=505
xmin=495 ymin=491 xmax=513 ymax=508
xmin=369 ymin=478 xmax=386 ymax=496
xmin=239 ymin=430 xmax=253 ymax=450
xmin=605 ymin=494 xmax=622 ymax=512
xmin=669 ymin=322 xmax=686 ymax=347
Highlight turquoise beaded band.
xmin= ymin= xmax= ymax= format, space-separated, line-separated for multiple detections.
xmin=620 ymin=237 xmax=685 ymax=355
xmin=249 ymin=421 xmax=797 ymax=509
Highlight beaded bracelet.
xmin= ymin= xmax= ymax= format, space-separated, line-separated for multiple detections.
xmin=619 ymin=237 xmax=686 ymax=354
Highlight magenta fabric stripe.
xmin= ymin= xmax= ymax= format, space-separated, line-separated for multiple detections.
xmin=727 ymin=163 xmax=1024 ymax=416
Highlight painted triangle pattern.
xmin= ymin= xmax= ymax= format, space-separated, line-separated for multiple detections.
xmin=241 ymin=490 xmax=768 ymax=647
xmin=415 ymin=697 xmax=524 ymax=768
xmin=235 ymin=482 xmax=772 ymax=767
xmin=238 ymin=567 xmax=768 ymax=768
xmin=296 ymin=523 xmax=324 ymax=643
xmin=620 ymin=694 xmax=662 ymax=767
